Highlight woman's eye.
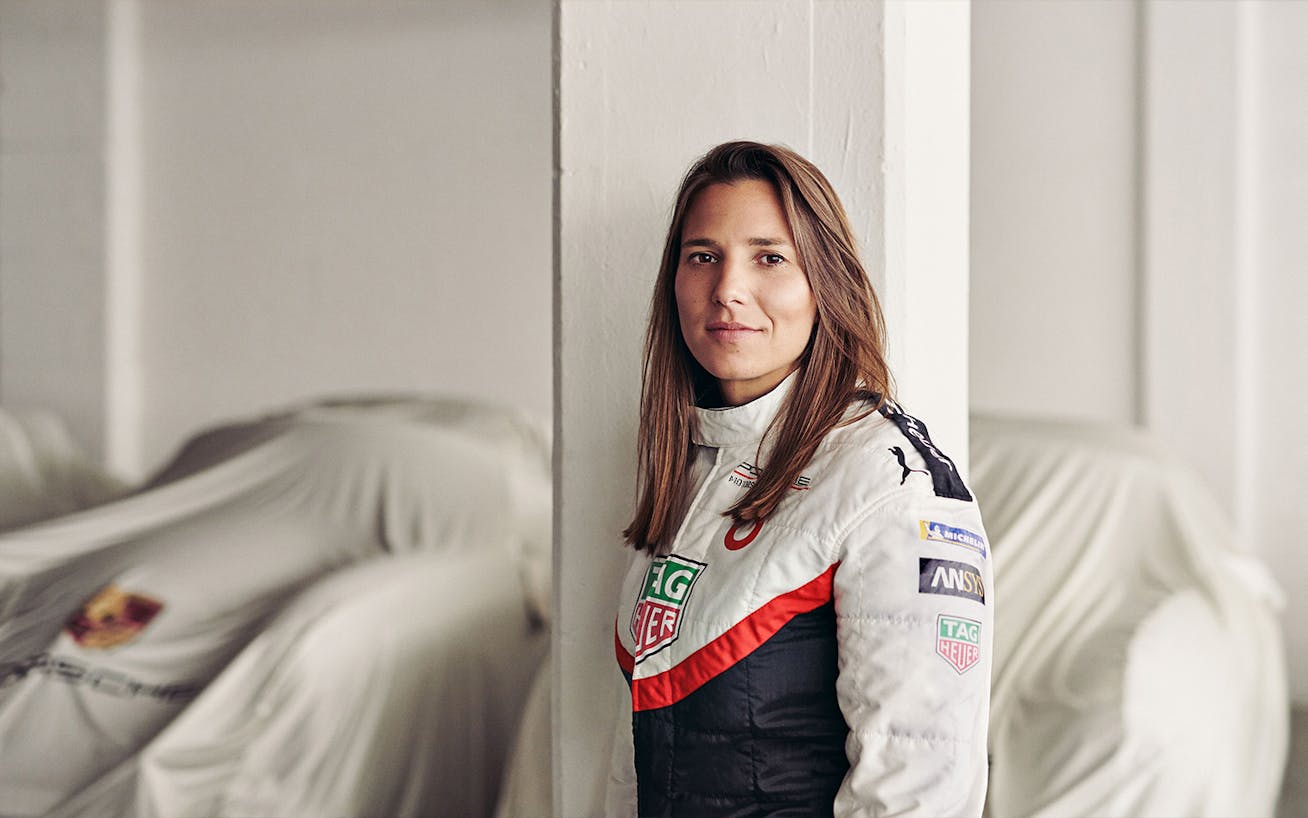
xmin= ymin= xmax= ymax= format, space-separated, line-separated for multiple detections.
xmin=761 ymin=254 xmax=786 ymax=266
xmin=687 ymin=252 xmax=716 ymax=264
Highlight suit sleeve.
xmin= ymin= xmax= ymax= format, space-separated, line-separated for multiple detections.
xmin=832 ymin=493 xmax=993 ymax=817
xmin=604 ymin=668 xmax=638 ymax=817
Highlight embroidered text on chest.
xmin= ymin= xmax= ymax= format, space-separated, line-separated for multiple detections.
xmin=724 ymin=461 xmax=812 ymax=491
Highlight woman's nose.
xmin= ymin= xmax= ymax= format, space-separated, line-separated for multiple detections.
xmin=711 ymin=258 xmax=748 ymax=305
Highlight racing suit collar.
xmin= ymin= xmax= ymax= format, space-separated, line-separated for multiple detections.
xmin=692 ymin=371 xmax=797 ymax=448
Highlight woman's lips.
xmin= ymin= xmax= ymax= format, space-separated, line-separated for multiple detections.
xmin=707 ymin=322 xmax=761 ymax=342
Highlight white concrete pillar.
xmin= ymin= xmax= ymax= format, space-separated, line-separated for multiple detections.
xmin=1140 ymin=0 xmax=1250 ymax=521
xmin=0 ymin=1 xmax=116 ymax=464
xmin=554 ymin=2 xmax=971 ymax=814
xmin=882 ymin=0 xmax=972 ymax=466
xmin=104 ymin=0 xmax=145 ymax=478
xmin=1239 ymin=0 xmax=1308 ymax=702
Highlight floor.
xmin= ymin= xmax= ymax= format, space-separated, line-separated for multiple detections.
xmin=1280 ymin=708 xmax=1308 ymax=817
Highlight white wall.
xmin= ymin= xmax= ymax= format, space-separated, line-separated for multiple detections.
xmin=0 ymin=0 xmax=552 ymax=477
xmin=970 ymin=0 xmax=1140 ymax=426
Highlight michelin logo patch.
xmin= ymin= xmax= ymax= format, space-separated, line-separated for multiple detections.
xmin=919 ymin=557 xmax=985 ymax=604
xmin=919 ymin=520 xmax=988 ymax=559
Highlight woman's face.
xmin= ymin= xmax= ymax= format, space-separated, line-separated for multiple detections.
xmin=674 ymin=180 xmax=818 ymax=406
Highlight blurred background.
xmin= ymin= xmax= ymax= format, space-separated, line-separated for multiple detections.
xmin=1 ymin=0 xmax=1305 ymax=815
xmin=972 ymin=0 xmax=1307 ymax=696
xmin=0 ymin=1 xmax=552 ymax=477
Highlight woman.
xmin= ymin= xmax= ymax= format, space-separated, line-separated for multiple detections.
xmin=609 ymin=142 xmax=992 ymax=817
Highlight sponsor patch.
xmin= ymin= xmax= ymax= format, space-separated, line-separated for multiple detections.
xmin=629 ymin=555 xmax=706 ymax=662
xmin=919 ymin=557 xmax=985 ymax=604
xmin=919 ymin=519 xmax=988 ymax=559
xmin=65 ymin=585 xmax=163 ymax=649
xmin=936 ymin=614 xmax=982 ymax=674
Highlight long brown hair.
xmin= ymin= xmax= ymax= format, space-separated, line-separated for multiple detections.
xmin=624 ymin=141 xmax=893 ymax=554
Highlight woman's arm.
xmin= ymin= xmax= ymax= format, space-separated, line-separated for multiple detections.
xmin=832 ymin=494 xmax=993 ymax=817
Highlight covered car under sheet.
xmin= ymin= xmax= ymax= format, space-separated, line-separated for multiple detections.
xmin=972 ymin=415 xmax=1286 ymax=818
xmin=0 ymin=398 xmax=550 ymax=817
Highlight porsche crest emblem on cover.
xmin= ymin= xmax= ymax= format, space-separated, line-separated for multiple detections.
xmin=65 ymin=584 xmax=163 ymax=649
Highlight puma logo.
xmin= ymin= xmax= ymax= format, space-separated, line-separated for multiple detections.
xmin=890 ymin=446 xmax=929 ymax=486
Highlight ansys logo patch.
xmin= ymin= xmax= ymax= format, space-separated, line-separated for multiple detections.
xmin=919 ymin=557 xmax=985 ymax=604
xmin=629 ymin=555 xmax=706 ymax=662
xmin=936 ymin=614 xmax=982 ymax=674
xmin=919 ymin=520 xmax=988 ymax=559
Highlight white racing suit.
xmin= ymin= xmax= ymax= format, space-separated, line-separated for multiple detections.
xmin=610 ymin=377 xmax=993 ymax=817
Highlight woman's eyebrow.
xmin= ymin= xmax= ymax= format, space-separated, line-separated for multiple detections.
xmin=681 ymin=236 xmax=792 ymax=248
xmin=681 ymin=237 xmax=719 ymax=248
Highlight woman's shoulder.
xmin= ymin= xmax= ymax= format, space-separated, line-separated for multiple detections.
xmin=816 ymin=400 xmax=975 ymax=507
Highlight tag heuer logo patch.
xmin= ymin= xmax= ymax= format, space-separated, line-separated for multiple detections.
xmin=629 ymin=555 xmax=706 ymax=663
xmin=936 ymin=614 xmax=981 ymax=674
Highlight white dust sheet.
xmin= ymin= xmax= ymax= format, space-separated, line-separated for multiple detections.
xmin=972 ymin=415 xmax=1286 ymax=818
xmin=0 ymin=400 xmax=549 ymax=817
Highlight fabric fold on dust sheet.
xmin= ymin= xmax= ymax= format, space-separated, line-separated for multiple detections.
xmin=971 ymin=415 xmax=1286 ymax=818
